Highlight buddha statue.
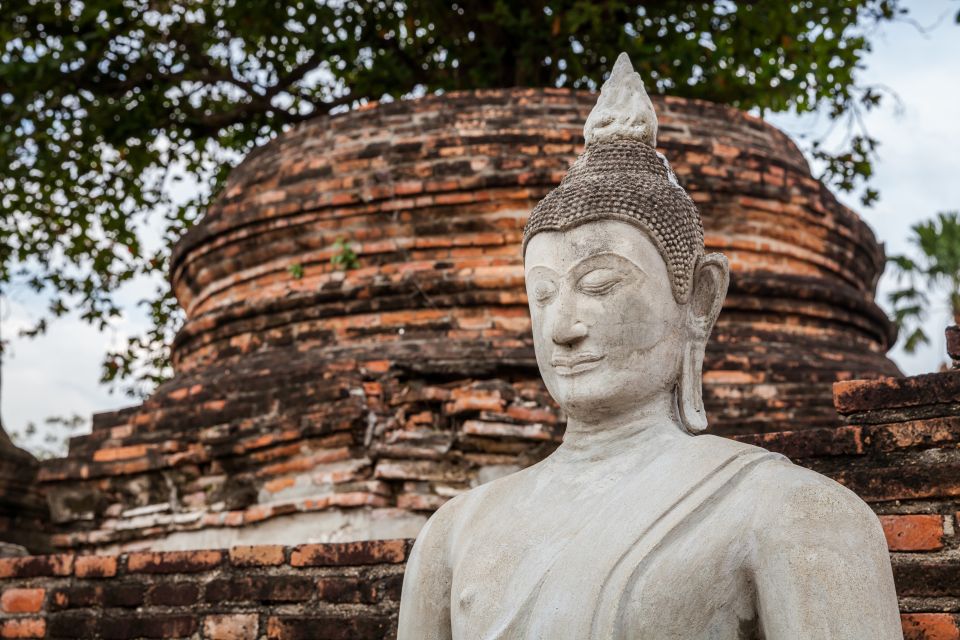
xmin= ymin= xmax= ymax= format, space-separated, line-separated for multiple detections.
xmin=397 ymin=53 xmax=902 ymax=639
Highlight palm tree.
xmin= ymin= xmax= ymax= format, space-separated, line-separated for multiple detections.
xmin=888 ymin=211 xmax=960 ymax=353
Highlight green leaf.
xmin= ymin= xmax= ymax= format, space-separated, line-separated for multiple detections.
xmin=903 ymin=327 xmax=929 ymax=354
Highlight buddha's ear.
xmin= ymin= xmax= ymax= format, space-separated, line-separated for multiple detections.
xmin=678 ymin=253 xmax=729 ymax=433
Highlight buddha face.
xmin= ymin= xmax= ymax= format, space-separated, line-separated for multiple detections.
xmin=524 ymin=219 xmax=687 ymax=423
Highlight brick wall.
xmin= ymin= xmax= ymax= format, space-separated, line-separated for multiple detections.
xmin=832 ymin=371 xmax=960 ymax=639
xmin=0 ymin=518 xmax=956 ymax=639
xmin=0 ymin=540 xmax=408 ymax=639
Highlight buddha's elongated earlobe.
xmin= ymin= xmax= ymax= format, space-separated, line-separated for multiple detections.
xmin=678 ymin=343 xmax=708 ymax=432
xmin=678 ymin=253 xmax=729 ymax=433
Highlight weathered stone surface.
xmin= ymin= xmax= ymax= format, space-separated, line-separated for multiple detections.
xmin=0 ymin=542 xmax=408 ymax=639
xmin=0 ymin=428 xmax=49 ymax=555
xmin=879 ymin=515 xmax=944 ymax=552
xmin=901 ymin=613 xmax=960 ymax=640
xmin=947 ymin=325 xmax=960 ymax=368
xmin=835 ymin=370 xmax=960 ymax=417
xmin=203 ymin=614 xmax=259 ymax=640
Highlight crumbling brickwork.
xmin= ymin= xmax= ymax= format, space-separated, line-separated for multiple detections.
xmin=0 ymin=435 xmax=49 ymax=555
xmin=36 ymin=89 xmax=898 ymax=552
xmin=0 ymin=540 xmax=408 ymax=639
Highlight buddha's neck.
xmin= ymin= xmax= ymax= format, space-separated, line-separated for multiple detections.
xmin=555 ymin=393 xmax=688 ymax=462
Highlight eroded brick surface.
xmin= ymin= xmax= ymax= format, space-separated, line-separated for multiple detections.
xmin=73 ymin=557 xmax=116 ymax=580
xmin=947 ymin=326 xmax=960 ymax=368
xmin=203 ymin=614 xmax=258 ymax=640
xmin=0 ymin=618 xmax=45 ymax=639
xmin=0 ymin=543 xmax=406 ymax=639
xmin=880 ymin=515 xmax=945 ymax=552
xmin=902 ymin=613 xmax=960 ymax=640
xmin=0 ymin=588 xmax=45 ymax=614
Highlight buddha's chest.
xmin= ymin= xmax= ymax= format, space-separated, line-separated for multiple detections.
xmin=447 ymin=481 xmax=759 ymax=640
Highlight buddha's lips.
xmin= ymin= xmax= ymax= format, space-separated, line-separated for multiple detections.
xmin=551 ymin=353 xmax=605 ymax=375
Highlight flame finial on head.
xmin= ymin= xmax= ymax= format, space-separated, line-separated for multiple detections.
xmin=524 ymin=49 xmax=703 ymax=305
xmin=583 ymin=52 xmax=658 ymax=148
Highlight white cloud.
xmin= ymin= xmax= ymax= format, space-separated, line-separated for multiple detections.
xmin=1 ymin=278 xmax=156 ymax=454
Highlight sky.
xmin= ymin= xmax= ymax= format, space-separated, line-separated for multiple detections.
xmin=3 ymin=1 xmax=959 ymax=455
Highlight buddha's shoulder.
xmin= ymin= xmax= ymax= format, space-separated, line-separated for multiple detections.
xmin=412 ymin=460 xmax=546 ymax=543
xmin=727 ymin=440 xmax=883 ymax=540
xmin=685 ymin=435 xmax=880 ymax=535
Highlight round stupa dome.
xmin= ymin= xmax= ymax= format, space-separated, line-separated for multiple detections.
xmin=171 ymin=88 xmax=896 ymax=435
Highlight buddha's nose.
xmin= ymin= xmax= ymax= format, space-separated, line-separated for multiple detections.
xmin=552 ymin=319 xmax=588 ymax=347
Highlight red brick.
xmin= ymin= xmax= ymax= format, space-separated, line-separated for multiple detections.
xmin=49 ymin=585 xmax=100 ymax=610
xmin=126 ymin=549 xmax=223 ymax=574
xmin=0 ymin=619 xmax=45 ymax=639
xmin=204 ymin=614 xmax=259 ymax=640
xmin=880 ymin=515 xmax=944 ymax=551
xmin=0 ymin=554 xmax=73 ymax=579
xmin=74 ymin=555 xmax=118 ymax=578
xmin=363 ymin=360 xmax=390 ymax=373
xmin=101 ymin=582 xmax=145 ymax=608
xmin=505 ymin=404 xmax=557 ymax=424
xmin=264 ymin=477 xmax=295 ymax=493
xmin=1 ymin=588 xmax=45 ymax=613
xmin=205 ymin=576 xmax=314 ymax=603
xmin=229 ymin=545 xmax=286 ymax=567
xmin=397 ymin=492 xmax=449 ymax=511
xmin=902 ymin=613 xmax=960 ymax=640
xmin=834 ymin=370 xmax=960 ymax=415
xmin=369 ymin=572 xmax=405 ymax=603
xmin=316 ymin=576 xmax=363 ymax=603
xmin=290 ymin=539 xmax=409 ymax=567
xmin=447 ymin=388 xmax=504 ymax=414
xmin=97 ymin=614 xmax=197 ymax=638
xmin=864 ymin=417 xmax=960 ymax=452
xmin=734 ymin=426 xmax=863 ymax=459
xmin=463 ymin=419 xmax=553 ymax=440
xmin=146 ymin=581 xmax=200 ymax=606
xmin=947 ymin=325 xmax=960 ymax=363
xmin=893 ymin=558 xmax=960 ymax=597
xmin=168 ymin=387 xmax=189 ymax=401
xmin=266 ymin=615 xmax=391 ymax=640
xmin=834 ymin=464 xmax=960 ymax=503
xmin=93 ymin=444 xmax=149 ymax=462
xmin=47 ymin=612 xmax=97 ymax=638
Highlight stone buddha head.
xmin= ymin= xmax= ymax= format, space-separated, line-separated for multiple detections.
xmin=523 ymin=53 xmax=729 ymax=433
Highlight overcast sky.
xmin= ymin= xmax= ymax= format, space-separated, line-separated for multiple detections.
xmin=3 ymin=1 xmax=958 ymax=454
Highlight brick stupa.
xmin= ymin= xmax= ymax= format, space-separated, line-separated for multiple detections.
xmin=36 ymin=89 xmax=899 ymax=553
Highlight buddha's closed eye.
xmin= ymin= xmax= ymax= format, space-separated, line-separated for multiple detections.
xmin=577 ymin=269 xmax=622 ymax=296
xmin=533 ymin=280 xmax=558 ymax=305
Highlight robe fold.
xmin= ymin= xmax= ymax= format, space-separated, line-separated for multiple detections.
xmin=460 ymin=436 xmax=777 ymax=640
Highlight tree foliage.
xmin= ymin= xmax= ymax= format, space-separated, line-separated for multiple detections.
xmin=0 ymin=0 xmax=917 ymax=394
xmin=888 ymin=212 xmax=960 ymax=354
